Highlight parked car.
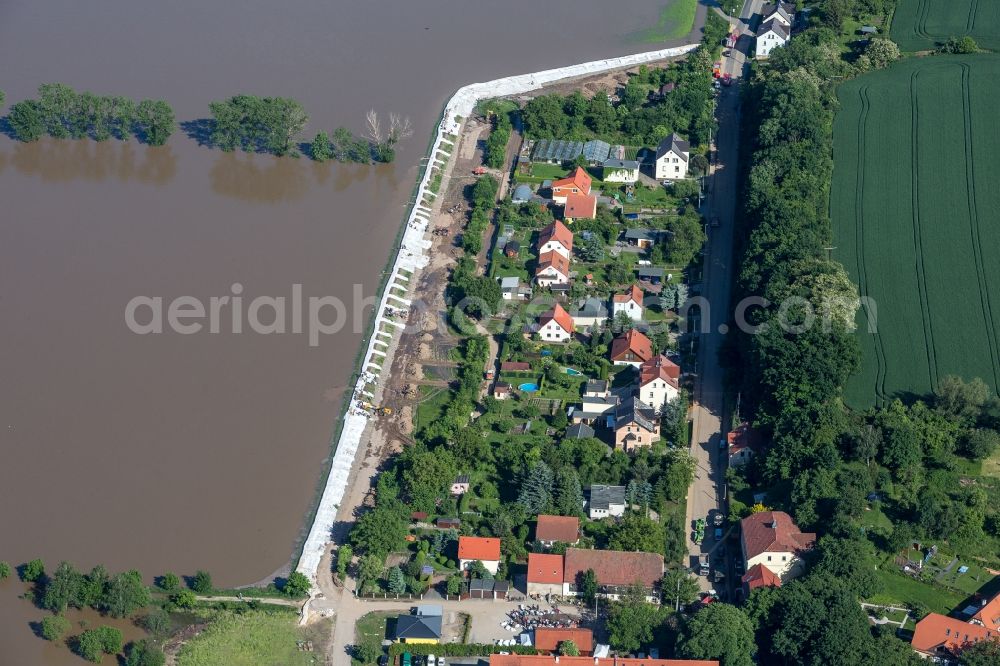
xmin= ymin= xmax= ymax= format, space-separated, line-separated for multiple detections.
xmin=718 ymin=436 xmax=726 ymax=449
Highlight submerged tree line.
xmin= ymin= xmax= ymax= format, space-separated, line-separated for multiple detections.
xmin=0 ymin=85 xmax=410 ymax=161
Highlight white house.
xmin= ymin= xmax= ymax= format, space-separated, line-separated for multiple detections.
xmin=761 ymin=1 xmax=794 ymax=27
xmin=638 ymin=354 xmax=681 ymax=413
xmin=740 ymin=511 xmax=815 ymax=582
xmin=537 ymin=220 xmax=573 ymax=259
xmin=611 ymin=284 xmax=644 ymax=321
xmin=601 ymin=158 xmax=640 ymax=184
xmin=535 ymin=251 xmax=570 ymax=287
xmin=458 ymin=536 xmax=501 ymax=575
xmin=537 ymin=303 xmax=574 ymax=342
xmin=499 ymin=276 xmax=530 ymax=301
xmin=756 ymin=20 xmax=790 ymax=58
xmin=587 ymin=485 xmax=626 ymax=519
xmin=654 ymin=133 xmax=690 ymax=180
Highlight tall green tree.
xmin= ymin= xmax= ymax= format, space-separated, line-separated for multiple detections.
xmin=386 ymin=566 xmax=406 ymax=594
xmin=124 ymin=639 xmax=166 ymax=666
xmin=518 ymin=461 xmax=554 ymax=514
xmin=606 ymin=584 xmax=666 ymax=653
xmin=134 ymin=100 xmax=175 ymax=146
xmin=553 ymin=466 xmax=584 ymax=516
xmin=677 ymin=603 xmax=756 ymax=666
xmin=8 ymin=100 xmax=45 ymax=141
xmin=43 ymin=561 xmax=85 ymax=613
xmin=102 ymin=570 xmax=150 ymax=618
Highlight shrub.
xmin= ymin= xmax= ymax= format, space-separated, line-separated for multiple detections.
xmin=124 ymin=639 xmax=166 ymax=666
xmin=40 ymin=615 xmax=71 ymax=642
xmin=170 ymin=589 xmax=197 ymax=609
xmin=0 ymin=561 xmax=11 ymax=580
xmin=190 ymin=570 xmax=212 ymax=594
xmin=20 ymin=559 xmax=45 ymax=583
xmin=76 ymin=626 xmax=123 ymax=662
xmin=157 ymin=572 xmax=180 ymax=592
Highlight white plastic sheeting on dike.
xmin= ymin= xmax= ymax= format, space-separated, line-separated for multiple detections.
xmin=296 ymin=42 xmax=699 ymax=585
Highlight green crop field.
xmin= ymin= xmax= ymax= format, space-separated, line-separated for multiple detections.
xmin=831 ymin=55 xmax=1000 ymax=407
xmin=892 ymin=0 xmax=1000 ymax=52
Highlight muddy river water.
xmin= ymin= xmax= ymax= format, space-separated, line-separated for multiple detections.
xmin=0 ymin=0 xmax=694 ymax=661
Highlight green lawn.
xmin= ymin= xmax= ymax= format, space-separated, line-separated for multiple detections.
xmin=891 ymin=0 xmax=1000 ymax=52
xmin=176 ymin=611 xmax=316 ymax=666
xmin=633 ymin=0 xmax=699 ymax=42
xmin=831 ymin=55 xmax=1000 ymax=407
xmin=868 ymin=571 xmax=965 ymax=615
xmin=353 ymin=612 xmax=394 ymax=665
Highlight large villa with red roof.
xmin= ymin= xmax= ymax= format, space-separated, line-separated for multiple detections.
xmin=740 ymin=511 xmax=815 ymax=585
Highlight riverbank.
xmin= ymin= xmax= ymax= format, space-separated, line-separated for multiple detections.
xmin=294 ymin=42 xmax=700 ymax=594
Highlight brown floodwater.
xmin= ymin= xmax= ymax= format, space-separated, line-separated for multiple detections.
xmin=0 ymin=0 xmax=693 ymax=661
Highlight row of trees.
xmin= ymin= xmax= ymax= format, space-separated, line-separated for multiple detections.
xmin=520 ymin=12 xmax=728 ymax=148
xmin=7 ymin=83 xmax=174 ymax=145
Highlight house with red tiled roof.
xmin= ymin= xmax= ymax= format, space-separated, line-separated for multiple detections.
xmin=535 ymin=250 xmax=571 ymax=287
xmin=968 ymin=590 xmax=1000 ymax=630
xmin=740 ymin=511 xmax=815 ymax=582
xmin=458 ymin=536 xmax=501 ymax=575
xmin=537 ymin=303 xmax=574 ymax=343
xmin=727 ymin=422 xmax=759 ymax=467
xmin=562 ymin=547 xmax=663 ymax=602
xmin=610 ymin=329 xmax=654 ymax=367
xmin=535 ymin=515 xmax=580 ymax=547
xmin=533 ymin=627 xmax=594 ymax=655
xmin=537 ymin=220 xmax=574 ymax=258
xmin=490 ymin=657 xmax=719 ymax=666
xmin=911 ymin=612 xmax=996 ymax=659
xmin=741 ymin=563 xmax=781 ymax=597
xmin=564 ymin=193 xmax=597 ymax=223
xmin=638 ymin=354 xmax=680 ymax=413
xmin=551 ymin=167 xmax=592 ymax=204
xmin=526 ymin=552 xmax=564 ymax=597
xmin=612 ymin=284 xmax=644 ymax=321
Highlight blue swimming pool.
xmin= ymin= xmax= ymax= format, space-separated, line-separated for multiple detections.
xmin=519 ymin=383 xmax=539 ymax=392
xmin=565 ymin=368 xmax=582 ymax=376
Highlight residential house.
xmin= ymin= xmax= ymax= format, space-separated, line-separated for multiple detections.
xmin=394 ymin=612 xmax=442 ymax=644
xmin=535 ymin=251 xmax=571 ymax=287
xmin=536 ymin=515 xmax=580 ymax=547
xmin=761 ymin=1 xmax=794 ymax=26
xmin=565 ymin=422 xmax=595 ymax=439
xmin=458 ymin=536 xmax=502 ymax=574
xmin=602 ymin=158 xmax=640 ymax=184
xmin=490 ymin=657 xmax=719 ymax=666
xmin=637 ymin=266 xmax=665 ymax=285
xmin=756 ymin=20 xmax=790 ymax=58
xmin=537 ymin=303 xmax=575 ymax=342
xmin=526 ymin=552 xmax=564 ymax=597
xmin=451 ymin=475 xmax=470 ymax=496
xmin=493 ymin=382 xmax=512 ymax=400
xmin=533 ymin=627 xmax=594 ymax=656
xmin=562 ymin=547 xmax=664 ymax=601
xmin=537 ymin=220 xmax=574 ymax=258
xmin=740 ymin=511 xmax=816 ymax=582
xmin=570 ymin=395 xmax=619 ymax=425
xmin=499 ymin=276 xmax=530 ymax=301
xmin=727 ymin=422 xmax=759 ymax=467
xmin=551 ymin=167 xmax=592 ymax=205
xmin=570 ymin=296 xmax=609 ymax=332
xmin=623 ymin=227 xmax=664 ymax=250
xmin=587 ymin=484 xmax=627 ymax=519
xmin=512 ymin=184 xmax=534 ymax=204
xmin=610 ymin=329 xmax=654 ymax=367
xmin=612 ymin=284 xmax=645 ymax=321
xmin=741 ymin=564 xmax=782 ymax=598
xmin=584 ymin=379 xmax=610 ymax=398
xmin=614 ymin=396 xmax=661 ymax=451
xmin=436 ymin=517 xmax=460 ymax=529
xmin=638 ymin=354 xmax=680 ymax=412
xmin=564 ymin=193 xmax=598 ymax=222
xmin=911 ymin=613 xmax=995 ymax=660
xmin=967 ymin=590 xmax=1000 ymax=630
xmin=654 ymin=133 xmax=690 ymax=180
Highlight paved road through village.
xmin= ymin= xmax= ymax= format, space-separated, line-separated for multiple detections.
xmin=684 ymin=0 xmax=764 ymax=599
